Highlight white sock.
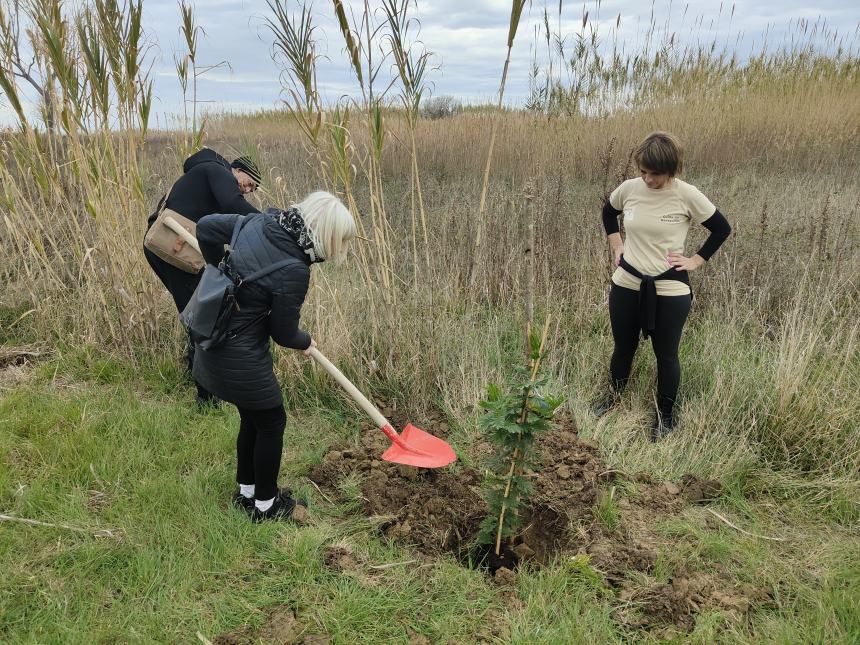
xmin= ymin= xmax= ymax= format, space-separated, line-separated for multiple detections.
xmin=239 ymin=484 xmax=255 ymax=499
xmin=255 ymin=497 xmax=274 ymax=512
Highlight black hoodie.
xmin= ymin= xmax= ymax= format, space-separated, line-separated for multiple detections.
xmin=147 ymin=148 xmax=257 ymax=226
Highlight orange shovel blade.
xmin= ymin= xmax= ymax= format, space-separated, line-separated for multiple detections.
xmin=381 ymin=423 xmax=457 ymax=469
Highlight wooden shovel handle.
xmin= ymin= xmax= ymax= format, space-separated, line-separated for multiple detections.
xmin=163 ymin=215 xmax=201 ymax=254
xmin=308 ymin=347 xmax=390 ymax=430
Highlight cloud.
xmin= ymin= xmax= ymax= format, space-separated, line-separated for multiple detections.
xmin=2 ymin=0 xmax=857 ymax=127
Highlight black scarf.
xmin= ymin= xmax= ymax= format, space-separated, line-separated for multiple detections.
xmin=276 ymin=207 xmax=323 ymax=263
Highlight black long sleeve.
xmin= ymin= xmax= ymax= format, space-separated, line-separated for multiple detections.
xmin=269 ymin=266 xmax=311 ymax=350
xmin=696 ymin=209 xmax=731 ymax=261
xmin=602 ymin=200 xmax=622 ymax=235
xmin=206 ymin=165 xmax=257 ymax=216
xmin=196 ymin=213 xmax=242 ymax=266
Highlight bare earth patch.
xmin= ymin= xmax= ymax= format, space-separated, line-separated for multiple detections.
xmin=213 ymin=606 xmax=330 ymax=645
xmin=309 ymin=410 xmax=768 ymax=632
xmin=0 ymin=346 xmax=42 ymax=391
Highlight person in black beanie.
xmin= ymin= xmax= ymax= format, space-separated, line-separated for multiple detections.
xmin=144 ymin=148 xmax=262 ymax=407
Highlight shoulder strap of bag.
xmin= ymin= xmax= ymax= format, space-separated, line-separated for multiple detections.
xmin=227 ymin=213 xmax=301 ymax=285
xmin=229 ymin=213 xmax=252 ymax=248
xmin=156 ymin=180 xmax=176 ymax=217
xmin=241 ymin=257 xmax=301 ymax=284
xmin=221 ymin=214 xmax=254 ymax=272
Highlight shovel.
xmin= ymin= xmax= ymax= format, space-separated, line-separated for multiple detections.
xmin=308 ymin=347 xmax=456 ymax=469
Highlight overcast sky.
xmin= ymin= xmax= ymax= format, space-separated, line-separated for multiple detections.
xmin=3 ymin=0 xmax=858 ymax=126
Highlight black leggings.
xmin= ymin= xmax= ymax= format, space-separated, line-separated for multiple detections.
xmin=235 ymin=404 xmax=287 ymax=501
xmin=609 ymin=283 xmax=691 ymax=415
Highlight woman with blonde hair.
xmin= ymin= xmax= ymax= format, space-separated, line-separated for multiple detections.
xmin=596 ymin=132 xmax=731 ymax=440
xmin=193 ymin=191 xmax=355 ymax=521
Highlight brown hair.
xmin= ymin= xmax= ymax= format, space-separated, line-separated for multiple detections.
xmin=634 ymin=131 xmax=684 ymax=176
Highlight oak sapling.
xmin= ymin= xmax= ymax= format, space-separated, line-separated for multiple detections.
xmin=477 ymin=319 xmax=563 ymax=556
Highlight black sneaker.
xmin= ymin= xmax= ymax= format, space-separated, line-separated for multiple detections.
xmin=251 ymin=489 xmax=307 ymax=523
xmin=232 ymin=492 xmax=255 ymax=514
xmin=650 ymin=412 xmax=675 ymax=442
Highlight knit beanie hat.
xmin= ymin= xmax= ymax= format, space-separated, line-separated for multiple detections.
xmin=230 ymin=156 xmax=262 ymax=186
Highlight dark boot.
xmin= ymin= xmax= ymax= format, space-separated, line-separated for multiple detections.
xmin=593 ymin=379 xmax=625 ymax=417
xmin=650 ymin=397 xmax=675 ymax=441
xmin=232 ymin=491 xmax=255 ymax=514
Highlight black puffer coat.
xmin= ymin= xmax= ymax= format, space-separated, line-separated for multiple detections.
xmin=191 ymin=210 xmax=312 ymax=410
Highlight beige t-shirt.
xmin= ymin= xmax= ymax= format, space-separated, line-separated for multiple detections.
xmin=609 ymin=177 xmax=716 ymax=296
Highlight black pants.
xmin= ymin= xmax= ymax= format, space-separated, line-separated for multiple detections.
xmin=609 ymin=283 xmax=691 ymax=417
xmin=144 ymin=246 xmax=214 ymax=401
xmin=235 ymin=405 xmax=287 ymax=501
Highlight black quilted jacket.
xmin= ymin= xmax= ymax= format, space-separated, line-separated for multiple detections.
xmin=191 ymin=210 xmax=312 ymax=410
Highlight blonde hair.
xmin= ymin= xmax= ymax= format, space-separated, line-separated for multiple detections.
xmin=292 ymin=191 xmax=356 ymax=263
xmin=634 ymin=131 xmax=684 ymax=176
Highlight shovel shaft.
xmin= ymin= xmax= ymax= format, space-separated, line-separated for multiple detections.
xmin=308 ymin=347 xmax=390 ymax=431
xmin=163 ymin=215 xmax=201 ymax=254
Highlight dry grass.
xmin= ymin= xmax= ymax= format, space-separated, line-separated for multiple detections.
xmin=1 ymin=0 xmax=858 ymax=489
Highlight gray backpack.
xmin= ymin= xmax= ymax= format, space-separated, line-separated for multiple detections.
xmin=180 ymin=215 xmax=296 ymax=350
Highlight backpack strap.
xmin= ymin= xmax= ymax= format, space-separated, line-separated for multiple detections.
xmin=227 ymin=213 xmax=301 ymax=285
xmin=241 ymin=257 xmax=302 ymax=284
xmin=220 ymin=214 xmax=254 ymax=273
xmin=230 ymin=213 xmax=253 ymax=248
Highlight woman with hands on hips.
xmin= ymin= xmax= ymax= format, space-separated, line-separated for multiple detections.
xmin=596 ymin=131 xmax=732 ymax=440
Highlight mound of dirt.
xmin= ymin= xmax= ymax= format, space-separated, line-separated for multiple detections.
xmin=308 ymin=410 xmax=764 ymax=632
xmin=310 ymin=419 xmax=485 ymax=556
xmin=309 ymin=415 xmax=603 ymax=566
xmin=618 ymin=567 xmax=769 ymax=631
xmin=522 ymin=429 xmax=603 ymax=561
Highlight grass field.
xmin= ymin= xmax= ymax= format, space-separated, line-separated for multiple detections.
xmin=1 ymin=0 xmax=859 ymax=642
xmin=1 ymin=347 xmax=858 ymax=643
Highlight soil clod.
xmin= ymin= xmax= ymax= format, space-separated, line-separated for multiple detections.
xmin=493 ymin=566 xmax=516 ymax=586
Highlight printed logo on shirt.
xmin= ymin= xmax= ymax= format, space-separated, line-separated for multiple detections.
xmin=659 ymin=214 xmax=685 ymax=224
xmin=624 ymin=208 xmax=635 ymax=221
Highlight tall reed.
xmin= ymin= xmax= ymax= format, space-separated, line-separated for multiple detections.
xmin=1 ymin=1 xmax=858 ymax=488
xmin=1 ymin=0 xmax=156 ymax=354
xmin=470 ymin=0 xmax=528 ymax=290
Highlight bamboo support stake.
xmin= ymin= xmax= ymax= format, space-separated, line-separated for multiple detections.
xmin=523 ymin=182 xmax=537 ymax=345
